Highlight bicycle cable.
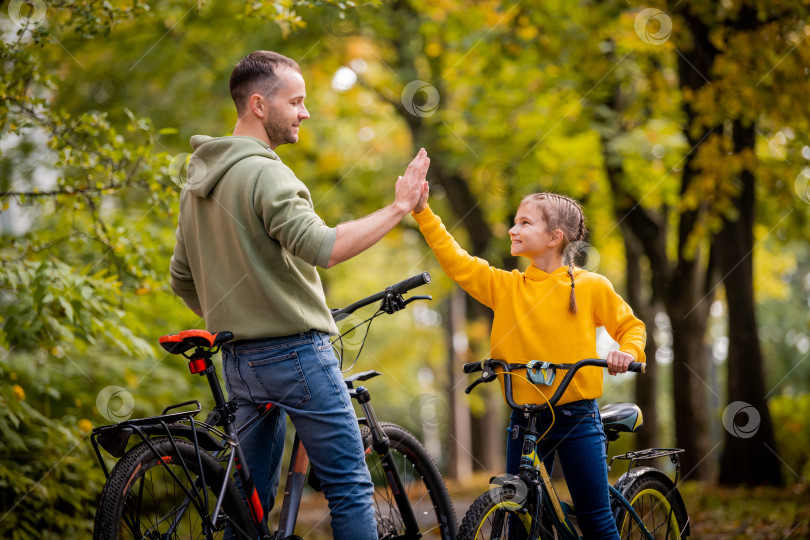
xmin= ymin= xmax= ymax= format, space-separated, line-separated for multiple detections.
xmin=332 ymin=309 xmax=384 ymax=372
xmin=499 ymin=369 xmax=556 ymax=442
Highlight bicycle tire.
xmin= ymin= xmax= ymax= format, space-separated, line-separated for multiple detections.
xmin=613 ymin=469 xmax=689 ymax=539
xmin=361 ymin=422 xmax=457 ymax=539
xmin=457 ymin=488 xmax=535 ymax=540
xmin=93 ymin=437 xmax=254 ymax=539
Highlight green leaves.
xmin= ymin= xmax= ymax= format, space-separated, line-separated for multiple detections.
xmin=0 ymin=259 xmax=150 ymax=356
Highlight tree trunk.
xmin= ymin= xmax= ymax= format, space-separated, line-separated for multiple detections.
xmin=446 ymin=289 xmax=473 ymax=481
xmin=665 ymin=158 xmax=716 ymax=482
xmin=716 ymin=122 xmax=783 ymax=486
xmin=600 ymin=150 xmax=660 ymax=449
xmin=596 ymin=71 xmax=661 ymax=449
xmin=621 ymin=228 xmax=660 ymax=450
xmin=668 ymin=291 xmax=714 ymax=480
xmin=663 ymin=8 xmax=720 ymax=481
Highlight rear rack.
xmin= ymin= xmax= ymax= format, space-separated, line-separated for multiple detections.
xmin=610 ymin=448 xmax=685 ymax=481
xmin=91 ymin=401 xmax=210 ymax=478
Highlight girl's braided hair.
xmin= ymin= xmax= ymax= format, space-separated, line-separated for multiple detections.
xmin=521 ymin=193 xmax=586 ymax=314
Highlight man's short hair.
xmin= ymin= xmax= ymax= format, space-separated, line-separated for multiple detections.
xmin=230 ymin=51 xmax=301 ymax=115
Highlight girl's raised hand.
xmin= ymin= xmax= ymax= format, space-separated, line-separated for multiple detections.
xmin=413 ymin=181 xmax=429 ymax=213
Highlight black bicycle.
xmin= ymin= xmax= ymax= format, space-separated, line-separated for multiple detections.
xmin=91 ymin=272 xmax=457 ymax=539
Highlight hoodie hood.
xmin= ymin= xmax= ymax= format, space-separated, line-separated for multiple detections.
xmin=524 ymin=265 xmax=587 ymax=282
xmin=186 ymin=135 xmax=280 ymax=198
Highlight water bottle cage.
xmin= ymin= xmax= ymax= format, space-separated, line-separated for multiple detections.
xmin=526 ymin=360 xmax=556 ymax=386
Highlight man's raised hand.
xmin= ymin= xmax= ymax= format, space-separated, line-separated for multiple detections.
xmin=394 ymin=148 xmax=430 ymax=214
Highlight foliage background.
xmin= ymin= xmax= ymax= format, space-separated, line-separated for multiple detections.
xmin=1 ymin=0 xmax=809 ymax=537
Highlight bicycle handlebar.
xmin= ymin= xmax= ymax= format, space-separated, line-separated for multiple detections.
xmin=388 ymin=271 xmax=431 ymax=295
xmin=462 ymin=358 xmax=646 ymax=413
xmin=331 ymin=272 xmax=431 ymax=322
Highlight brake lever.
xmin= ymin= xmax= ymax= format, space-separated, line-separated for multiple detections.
xmin=464 ymin=378 xmax=485 ymax=394
xmin=380 ymin=292 xmax=406 ymax=314
xmin=464 ymin=370 xmax=497 ymax=394
xmin=403 ymin=295 xmax=432 ymax=305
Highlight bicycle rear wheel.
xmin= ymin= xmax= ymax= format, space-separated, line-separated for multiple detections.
xmin=614 ymin=469 xmax=689 ymax=539
xmin=93 ymin=437 xmax=253 ymax=539
xmin=361 ymin=422 xmax=457 ymax=539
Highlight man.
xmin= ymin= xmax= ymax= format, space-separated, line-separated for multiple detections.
xmin=170 ymin=50 xmax=429 ymax=540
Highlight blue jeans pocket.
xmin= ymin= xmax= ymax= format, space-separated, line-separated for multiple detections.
xmin=247 ymin=350 xmax=312 ymax=408
xmin=316 ymin=340 xmax=337 ymax=361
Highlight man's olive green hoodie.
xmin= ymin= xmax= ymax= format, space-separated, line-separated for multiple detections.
xmin=170 ymin=135 xmax=338 ymax=340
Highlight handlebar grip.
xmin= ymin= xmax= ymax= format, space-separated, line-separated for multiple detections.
xmin=463 ymin=361 xmax=484 ymax=374
xmin=629 ymin=362 xmax=646 ymax=374
xmin=388 ymin=272 xmax=431 ymax=295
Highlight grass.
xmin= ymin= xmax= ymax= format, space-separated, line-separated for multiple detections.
xmin=285 ymin=475 xmax=810 ymax=539
xmin=678 ymin=481 xmax=810 ymax=539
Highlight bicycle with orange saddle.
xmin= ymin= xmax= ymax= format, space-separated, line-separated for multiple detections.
xmin=90 ymin=273 xmax=456 ymax=539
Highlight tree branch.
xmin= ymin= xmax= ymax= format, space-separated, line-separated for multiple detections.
xmin=0 ymin=180 xmax=153 ymax=198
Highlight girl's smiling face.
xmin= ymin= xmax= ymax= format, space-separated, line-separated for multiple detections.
xmin=508 ymin=202 xmax=559 ymax=259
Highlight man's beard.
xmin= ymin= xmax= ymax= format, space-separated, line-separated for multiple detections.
xmin=263 ymin=111 xmax=297 ymax=148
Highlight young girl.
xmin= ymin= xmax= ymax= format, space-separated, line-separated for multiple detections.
xmin=412 ymin=189 xmax=645 ymax=539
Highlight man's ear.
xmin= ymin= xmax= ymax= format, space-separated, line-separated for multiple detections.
xmin=248 ymin=93 xmax=265 ymax=118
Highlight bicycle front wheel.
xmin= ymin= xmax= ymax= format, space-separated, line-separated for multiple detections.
xmin=457 ymin=488 xmax=533 ymax=540
xmin=614 ymin=469 xmax=689 ymax=539
xmin=362 ymin=422 xmax=457 ymax=539
xmin=93 ymin=437 xmax=254 ymax=539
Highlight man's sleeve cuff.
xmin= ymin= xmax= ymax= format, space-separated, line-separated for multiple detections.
xmin=314 ymin=226 xmax=338 ymax=268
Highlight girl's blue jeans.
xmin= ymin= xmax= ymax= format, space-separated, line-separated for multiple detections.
xmin=506 ymin=399 xmax=620 ymax=539
xmin=221 ymin=330 xmax=377 ymax=540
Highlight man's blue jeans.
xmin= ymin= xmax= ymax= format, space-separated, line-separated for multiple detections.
xmin=221 ymin=330 xmax=377 ymax=540
xmin=506 ymin=399 xmax=620 ymax=539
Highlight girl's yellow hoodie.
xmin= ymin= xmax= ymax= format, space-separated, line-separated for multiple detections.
xmin=413 ymin=206 xmax=646 ymax=406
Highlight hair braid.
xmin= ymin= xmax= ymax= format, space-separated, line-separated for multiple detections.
xmin=567 ymin=201 xmax=585 ymax=315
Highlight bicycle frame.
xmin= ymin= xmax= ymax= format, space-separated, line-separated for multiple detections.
xmin=261 ymin=372 xmax=423 ymax=539
xmin=500 ymin=413 xmax=664 ymax=540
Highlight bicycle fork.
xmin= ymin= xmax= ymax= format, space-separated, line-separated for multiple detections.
xmin=353 ymin=384 xmax=422 ymax=538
